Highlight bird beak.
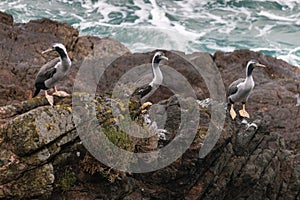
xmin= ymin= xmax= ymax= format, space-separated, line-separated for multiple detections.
xmin=160 ymin=55 xmax=169 ymax=60
xmin=255 ymin=63 xmax=266 ymax=68
xmin=42 ymin=48 xmax=53 ymax=54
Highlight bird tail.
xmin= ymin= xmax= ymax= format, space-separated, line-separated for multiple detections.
xmin=32 ymin=88 xmax=40 ymax=98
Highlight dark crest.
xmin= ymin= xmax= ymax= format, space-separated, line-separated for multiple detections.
xmin=153 ymin=51 xmax=165 ymax=64
xmin=246 ymin=60 xmax=257 ymax=77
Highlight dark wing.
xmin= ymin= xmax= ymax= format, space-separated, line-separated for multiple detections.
xmin=35 ymin=58 xmax=60 ymax=84
xmin=132 ymin=84 xmax=152 ymax=98
xmin=227 ymin=78 xmax=245 ymax=97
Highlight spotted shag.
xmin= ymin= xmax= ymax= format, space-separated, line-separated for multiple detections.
xmin=227 ymin=60 xmax=266 ymax=119
xmin=33 ymin=43 xmax=71 ymax=106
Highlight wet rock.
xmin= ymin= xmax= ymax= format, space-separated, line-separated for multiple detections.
xmin=0 ymin=11 xmax=13 ymax=26
xmin=0 ymin=11 xmax=299 ymax=200
xmin=214 ymin=50 xmax=300 ymax=151
xmin=0 ymin=11 xmax=130 ymax=107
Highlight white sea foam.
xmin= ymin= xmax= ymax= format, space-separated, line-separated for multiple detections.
xmin=133 ymin=0 xmax=152 ymax=24
xmin=0 ymin=0 xmax=299 ymax=66
xmin=70 ymin=13 xmax=86 ymax=22
xmin=277 ymin=47 xmax=300 ymax=67
xmin=149 ymin=0 xmax=170 ymax=27
xmin=258 ymin=11 xmax=297 ymax=22
xmin=255 ymin=0 xmax=299 ymax=10
xmin=255 ymin=25 xmax=275 ymax=37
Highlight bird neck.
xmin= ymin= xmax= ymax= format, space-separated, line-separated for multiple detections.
xmin=56 ymin=48 xmax=68 ymax=59
xmin=245 ymin=75 xmax=254 ymax=85
xmin=245 ymin=74 xmax=253 ymax=80
xmin=149 ymin=62 xmax=163 ymax=87
xmin=246 ymin=64 xmax=254 ymax=77
xmin=57 ymin=49 xmax=71 ymax=71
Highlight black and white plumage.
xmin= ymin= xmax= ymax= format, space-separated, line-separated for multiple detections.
xmin=33 ymin=43 xmax=71 ymax=106
xmin=296 ymin=93 xmax=300 ymax=107
xmin=227 ymin=60 xmax=266 ymax=119
xmin=132 ymin=51 xmax=168 ymax=110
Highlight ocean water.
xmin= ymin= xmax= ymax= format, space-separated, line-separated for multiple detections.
xmin=0 ymin=0 xmax=299 ymax=67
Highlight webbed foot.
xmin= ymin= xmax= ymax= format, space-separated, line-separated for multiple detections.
xmin=141 ymin=102 xmax=153 ymax=114
xmin=230 ymin=104 xmax=237 ymax=120
xmin=239 ymin=104 xmax=250 ymax=118
xmin=45 ymin=91 xmax=54 ymax=106
xmin=52 ymin=91 xmax=70 ymax=97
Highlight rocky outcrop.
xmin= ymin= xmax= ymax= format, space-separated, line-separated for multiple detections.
xmin=0 ymin=11 xmax=299 ymax=199
xmin=0 ymin=11 xmax=130 ymax=107
xmin=214 ymin=50 xmax=300 ymax=152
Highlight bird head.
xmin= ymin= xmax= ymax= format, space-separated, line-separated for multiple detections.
xmin=247 ymin=60 xmax=266 ymax=68
xmin=42 ymin=43 xmax=67 ymax=54
xmin=153 ymin=51 xmax=168 ymax=64
xmin=246 ymin=60 xmax=266 ymax=76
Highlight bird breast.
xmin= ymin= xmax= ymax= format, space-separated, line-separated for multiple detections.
xmin=237 ymin=79 xmax=254 ymax=100
xmin=243 ymin=76 xmax=255 ymax=90
xmin=230 ymin=78 xmax=254 ymax=103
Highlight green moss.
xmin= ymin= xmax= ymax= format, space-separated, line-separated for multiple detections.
xmin=9 ymin=114 xmax=40 ymax=156
xmin=81 ymin=153 xmax=125 ymax=183
xmin=59 ymin=169 xmax=76 ymax=192
xmin=79 ymin=114 xmax=135 ymax=182
xmin=102 ymin=125 xmax=133 ymax=151
xmin=194 ymin=128 xmax=208 ymax=143
xmin=55 ymin=104 xmax=72 ymax=113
